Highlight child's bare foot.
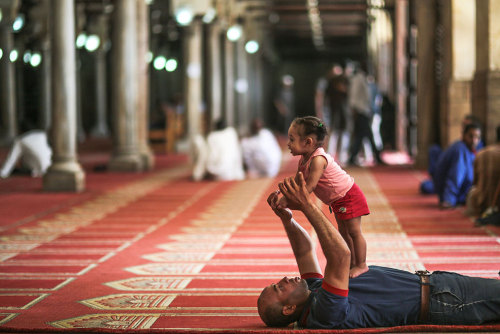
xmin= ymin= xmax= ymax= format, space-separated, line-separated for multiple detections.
xmin=349 ymin=265 xmax=369 ymax=278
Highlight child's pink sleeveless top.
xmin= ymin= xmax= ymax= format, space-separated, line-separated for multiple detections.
xmin=298 ymin=147 xmax=354 ymax=205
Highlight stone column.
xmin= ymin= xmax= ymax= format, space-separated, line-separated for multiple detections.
xmin=415 ymin=0 xmax=439 ymax=168
xmin=74 ymin=2 xmax=85 ymax=143
xmin=249 ymin=50 xmax=264 ymax=122
xmin=108 ymin=0 xmax=143 ymax=171
xmin=136 ymin=0 xmax=154 ymax=169
xmin=36 ymin=0 xmax=52 ymax=131
xmin=473 ymin=0 xmax=500 ymax=145
xmin=43 ymin=0 xmax=85 ymax=192
xmin=75 ymin=55 xmax=85 ymax=142
xmin=183 ymin=18 xmax=203 ymax=138
xmin=0 ymin=21 xmax=17 ymax=144
xmin=224 ymin=35 xmax=235 ymax=128
xmin=90 ymin=14 xmax=110 ymax=138
xmin=394 ymin=0 xmax=409 ymax=152
xmin=439 ymin=0 xmax=475 ymax=146
xmin=235 ymin=36 xmax=249 ymax=134
xmin=246 ymin=22 xmax=264 ymax=123
xmin=207 ymin=22 xmax=223 ymax=125
xmin=39 ymin=38 xmax=51 ymax=131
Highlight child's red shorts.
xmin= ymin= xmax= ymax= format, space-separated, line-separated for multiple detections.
xmin=330 ymin=183 xmax=370 ymax=220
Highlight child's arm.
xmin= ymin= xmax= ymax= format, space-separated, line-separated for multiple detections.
xmin=277 ymin=156 xmax=327 ymax=210
xmin=301 ymin=155 xmax=327 ymax=194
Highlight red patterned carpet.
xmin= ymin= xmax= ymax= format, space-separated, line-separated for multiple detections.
xmin=0 ymin=145 xmax=499 ymax=333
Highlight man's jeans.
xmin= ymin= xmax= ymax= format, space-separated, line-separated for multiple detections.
xmin=429 ymin=271 xmax=500 ymax=325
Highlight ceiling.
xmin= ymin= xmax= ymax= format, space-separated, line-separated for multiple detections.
xmin=241 ymin=0 xmax=371 ymax=60
xmin=12 ymin=0 xmax=375 ymax=62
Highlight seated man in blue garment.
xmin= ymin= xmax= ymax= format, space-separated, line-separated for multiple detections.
xmin=421 ymin=115 xmax=483 ymax=195
xmin=420 ymin=122 xmax=481 ymax=209
xmin=258 ymin=172 xmax=500 ymax=329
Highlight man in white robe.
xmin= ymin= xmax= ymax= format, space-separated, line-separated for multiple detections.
xmin=0 ymin=130 xmax=52 ymax=178
xmin=241 ymin=119 xmax=282 ymax=178
xmin=205 ymin=121 xmax=245 ymax=181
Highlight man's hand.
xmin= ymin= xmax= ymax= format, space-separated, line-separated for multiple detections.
xmin=276 ymin=196 xmax=288 ymax=209
xmin=278 ymin=172 xmax=312 ymax=210
xmin=267 ymin=190 xmax=293 ymax=221
xmin=267 ymin=190 xmax=280 ymax=209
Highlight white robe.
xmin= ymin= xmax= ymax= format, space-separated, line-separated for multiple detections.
xmin=241 ymin=129 xmax=282 ymax=178
xmin=0 ymin=130 xmax=52 ymax=178
xmin=205 ymin=127 xmax=245 ymax=181
xmin=191 ymin=134 xmax=208 ymax=182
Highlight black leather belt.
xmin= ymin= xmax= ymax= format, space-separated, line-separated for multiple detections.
xmin=416 ymin=270 xmax=431 ymax=323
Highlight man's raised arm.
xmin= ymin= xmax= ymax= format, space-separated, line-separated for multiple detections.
xmin=278 ymin=172 xmax=351 ymax=290
xmin=267 ymin=191 xmax=321 ymax=276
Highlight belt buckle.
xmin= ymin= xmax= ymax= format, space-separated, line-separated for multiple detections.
xmin=415 ymin=270 xmax=430 ymax=276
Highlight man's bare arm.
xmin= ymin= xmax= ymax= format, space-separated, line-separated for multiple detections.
xmin=278 ymin=173 xmax=351 ymax=290
xmin=267 ymin=191 xmax=321 ymax=275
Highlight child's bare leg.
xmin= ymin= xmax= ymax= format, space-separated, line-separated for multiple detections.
xmin=335 ymin=215 xmax=355 ymax=268
xmin=344 ymin=217 xmax=368 ymax=278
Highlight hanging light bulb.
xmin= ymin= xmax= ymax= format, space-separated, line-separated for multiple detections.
xmin=12 ymin=14 xmax=25 ymax=32
xmin=30 ymin=52 xmax=42 ymax=67
xmin=235 ymin=78 xmax=248 ymax=93
xmin=85 ymin=35 xmax=100 ymax=52
xmin=76 ymin=33 xmax=87 ymax=48
xmin=227 ymin=24 xmax=242 ymax=42
xmin=202 ymin=7 xmax=216 ymax=24
xmin=23 ymin=50 xmax=32 ymax=63
xmin=10 ymin=49 xmax=18 ymax=62
xmin=245 ymin=40 xmax=259 ymax=54
xmin=153 ymin=56 xmax=167 ymax=70
xmin=175 ymin=6 xmax=193 ymax=26
xmin=165 ymin=59 xmax=178 ymax=72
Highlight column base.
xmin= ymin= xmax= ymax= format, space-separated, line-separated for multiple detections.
xmin=43 ymin=162 xmax=85 ymax=192
xmin=140 ymin=146 xmax=155 ymax=171
xmin=108 ymin=153 xmax=143 ymax=172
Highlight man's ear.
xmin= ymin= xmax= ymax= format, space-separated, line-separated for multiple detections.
xmin=282 ymin=304 xmax=296 ymax=315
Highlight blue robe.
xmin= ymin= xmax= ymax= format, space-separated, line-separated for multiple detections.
xmin=432 ymin=140 xmax=476 ymax=206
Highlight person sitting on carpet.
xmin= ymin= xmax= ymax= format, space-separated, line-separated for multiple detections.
xmin=205 ymin=119 xmax=245 ymax=181
xmin=420 ymin=122 xmax=482 ymax=209
xmin=466 ymin=125 xmax=500 ymax=223
xmin=240 ymin=118 xmax=282 ymax=178
xmin=190 ymin=119 xmax=245 ymax=182
xmin=0 ymin=128 xmax=52 ymax=179
xmin=258 ymin=172 xmax=500 ymax=329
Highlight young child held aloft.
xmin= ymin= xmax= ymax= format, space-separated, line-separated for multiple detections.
xmin=277 ymin=116 xmax=370 ymax=278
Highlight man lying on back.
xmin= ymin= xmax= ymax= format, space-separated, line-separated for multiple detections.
xmin=257 ymin=172 xmax=500 ymax=329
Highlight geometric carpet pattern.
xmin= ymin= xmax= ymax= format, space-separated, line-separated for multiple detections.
xmin=0 ymin=156 xmax=498 ymax=333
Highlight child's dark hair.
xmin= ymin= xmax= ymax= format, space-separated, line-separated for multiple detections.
xmin=292 ymin=116 xmax=328 ymax=145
